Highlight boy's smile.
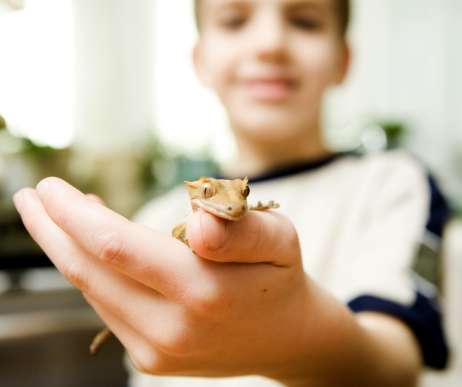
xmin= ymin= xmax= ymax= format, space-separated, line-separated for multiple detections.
xmin=240 ymin=75 xmax=297 ymax=102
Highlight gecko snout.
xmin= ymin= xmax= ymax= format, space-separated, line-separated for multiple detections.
xmin=225 ymin=203 xmax=247 ymax=218
xmin=227 ymin=205 xmax=244 ymax=211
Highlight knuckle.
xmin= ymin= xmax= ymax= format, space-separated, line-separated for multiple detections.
xmin=129 ymin=355 xmax=150 ymax=374
xmin=132 ymin=349 xmax=185 ymax=375
xmin=188 ymin=283 xmax=228 ymax=316
xmin=54 ymin=198 xmax=72 ymax=229
xmin=130 ymin=351 xmax=161 ymax=374
xmin=155 ymin=330 xmax=196 ymax=357
xmin=148 ymin=313 xmax=200 ymax=357
xmin=131 ymin=310 xmax=201 ymax=359
xmin=24 ymin=216 xmax=42 ymax=240
xmin=94 ymin=229 xmax=125 ymax=266
xmin=62 ymin=258 xmax=88 ymax=292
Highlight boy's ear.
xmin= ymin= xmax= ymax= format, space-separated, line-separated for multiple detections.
xmin=193 ymin=43 xmax=212 ymax=88
xmin=334 ymin=42 xmax=350 ymax=84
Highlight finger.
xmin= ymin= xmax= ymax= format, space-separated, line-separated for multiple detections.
xmin=85 ymin=295 xmax=157 ymax=360
xmin=86 ymin=193 xmax=106 ymax=206
xmin=186 ymin=210 xmax=301 ymax=266
xmin=13 ymin=188 xmax=167 ymax=332
xmin=86 ymin=296 xmax=196 ymax=376
xmin=33 ymin=177 xmax=195 ymax=295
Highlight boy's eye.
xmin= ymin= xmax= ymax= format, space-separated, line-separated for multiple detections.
xmin=290 ymin=16 xmax=322 ymax=31
xmin=216 ymin=8 xmax=247 ymax=30
xmin=220 ymin=16 xmax=245 ymax=29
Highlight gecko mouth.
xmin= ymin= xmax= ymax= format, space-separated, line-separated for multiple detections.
xmin=191 ymin=199 xmax=248 ymax=221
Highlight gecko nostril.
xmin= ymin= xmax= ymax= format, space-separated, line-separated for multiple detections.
xmin=242 ymin=206 xmax=245 ymax=211
xmin=228 ymin=206 xmax=232 ymax=211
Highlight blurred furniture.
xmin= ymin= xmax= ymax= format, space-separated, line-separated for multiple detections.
xmin=0 ymin=272 xmax=128 ymax=387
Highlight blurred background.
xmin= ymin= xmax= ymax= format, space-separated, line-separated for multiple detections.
xmin=0 ymin=0 xmax=461 ymax=386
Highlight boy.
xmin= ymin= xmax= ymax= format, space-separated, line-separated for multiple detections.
xmin=14 ymin=0 xmax=448 ymax=386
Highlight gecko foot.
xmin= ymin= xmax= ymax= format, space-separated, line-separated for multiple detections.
xmin=248 ymin=200 xmax=280 ymax=211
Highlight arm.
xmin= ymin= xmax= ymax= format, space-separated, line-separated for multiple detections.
xmin=14 ymin=177 xmax=421 ymax=386
xmin=185 ymin=203 xmax=422 ymax=386
xmin=274 ymin=296 xmax=422 ymax=387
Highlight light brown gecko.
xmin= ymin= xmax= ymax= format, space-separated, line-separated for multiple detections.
xmin=172 ymin=176 xmax=279 ymax=247
xmin=90 ymin=176 xmax=279 ymax=355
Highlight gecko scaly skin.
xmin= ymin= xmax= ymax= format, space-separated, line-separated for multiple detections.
xmin=172 ymin=176 xmax=280 ymax=247
xmin=90 ymin=176 xmax=279 ymax=355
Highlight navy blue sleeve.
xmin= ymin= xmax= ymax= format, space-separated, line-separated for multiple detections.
xmin=425 ymin=174 xmax=451 ymax=237
xmin=347 ymin=166 xmax=450 ymax=369
xmin=348 ymin=293 xmax=449 ymax=369
xmin=347 ymin=173 xmax=451 ymax=369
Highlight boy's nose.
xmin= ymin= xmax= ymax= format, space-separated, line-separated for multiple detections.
xmin=250 ymin=10 xmax=288 ymax=62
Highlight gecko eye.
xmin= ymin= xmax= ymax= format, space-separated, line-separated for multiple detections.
xmin=242 ymin=185 xmax=250 ymax=198
xmin=200 ymin=182 xmax=215 ymax=198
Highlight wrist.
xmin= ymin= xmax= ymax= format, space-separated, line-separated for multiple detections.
xmin=269 ymin=279 xmax=420 ymax=387
xmin=261 ymin=275 xmax=357 ymax=385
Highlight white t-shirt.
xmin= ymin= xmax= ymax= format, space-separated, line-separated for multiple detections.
xmin=127 ymin=151 xmax=448 ymax=387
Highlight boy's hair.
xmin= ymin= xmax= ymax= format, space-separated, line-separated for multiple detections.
xmin=194 ymin=0 xmax=350 ymax=40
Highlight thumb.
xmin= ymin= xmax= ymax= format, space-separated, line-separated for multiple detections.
xmin=186 ymin=210 xmax=300 ymax=266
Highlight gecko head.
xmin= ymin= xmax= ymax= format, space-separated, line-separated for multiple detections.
xmin=184 ymin=176 xmax=250 ymax=221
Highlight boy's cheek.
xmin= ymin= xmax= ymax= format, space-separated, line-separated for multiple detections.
xmin=195 ymin=42 xmax=236 ymax=90
xmin=300 ymin=38 xmax=344 ymax=83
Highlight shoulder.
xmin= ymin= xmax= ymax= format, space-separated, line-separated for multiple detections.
xmin=334 ymin=151 xmax=430 ymax=209
xmin=131 ymin=184 xmax=191 ymax=234
xmin=339 ymin=150 xmax=427 ymax=186
xmin=247 ymin=151 xmax=431 ymax=223
xmin=281 ymin=150 xmax=429 ymax=196
xmin=340 ymin=151 xmax=451 ymax=236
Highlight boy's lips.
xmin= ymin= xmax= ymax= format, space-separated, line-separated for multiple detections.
xmin=240 ymin=78 xmax=296 ymax=101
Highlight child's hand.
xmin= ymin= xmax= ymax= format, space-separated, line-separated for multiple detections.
xmin=13 ymin=177 xmax=318 ymax=381
xmin=14 ymin=177 xmax=421 ymax=386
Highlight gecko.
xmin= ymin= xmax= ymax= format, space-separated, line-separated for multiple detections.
xmin=90 ymin=176 xmax=279 ymax=355
xmin=172 ymin=176 xmax=279 ymax=247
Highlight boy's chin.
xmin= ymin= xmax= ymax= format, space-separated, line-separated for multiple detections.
xmin=232 ymin=118 xmax=312 ymax=143
xmin=230 ymin=107 xmax=317 ymax=141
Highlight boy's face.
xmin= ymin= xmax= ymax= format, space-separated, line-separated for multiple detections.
xmin=194 ymin=0 xmax=349 ymax=141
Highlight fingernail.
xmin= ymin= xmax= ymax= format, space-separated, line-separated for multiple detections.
xmin=200 ymin=212 xmax=227 ymax=250
xmin=13 ymin=191 xmax=24 ymax=212
xmin=36 ymin=178 xmax=50 ymax=200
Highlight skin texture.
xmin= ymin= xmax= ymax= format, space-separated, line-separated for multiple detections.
xmin=13 ymin=0 xmax=422 ymax=385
